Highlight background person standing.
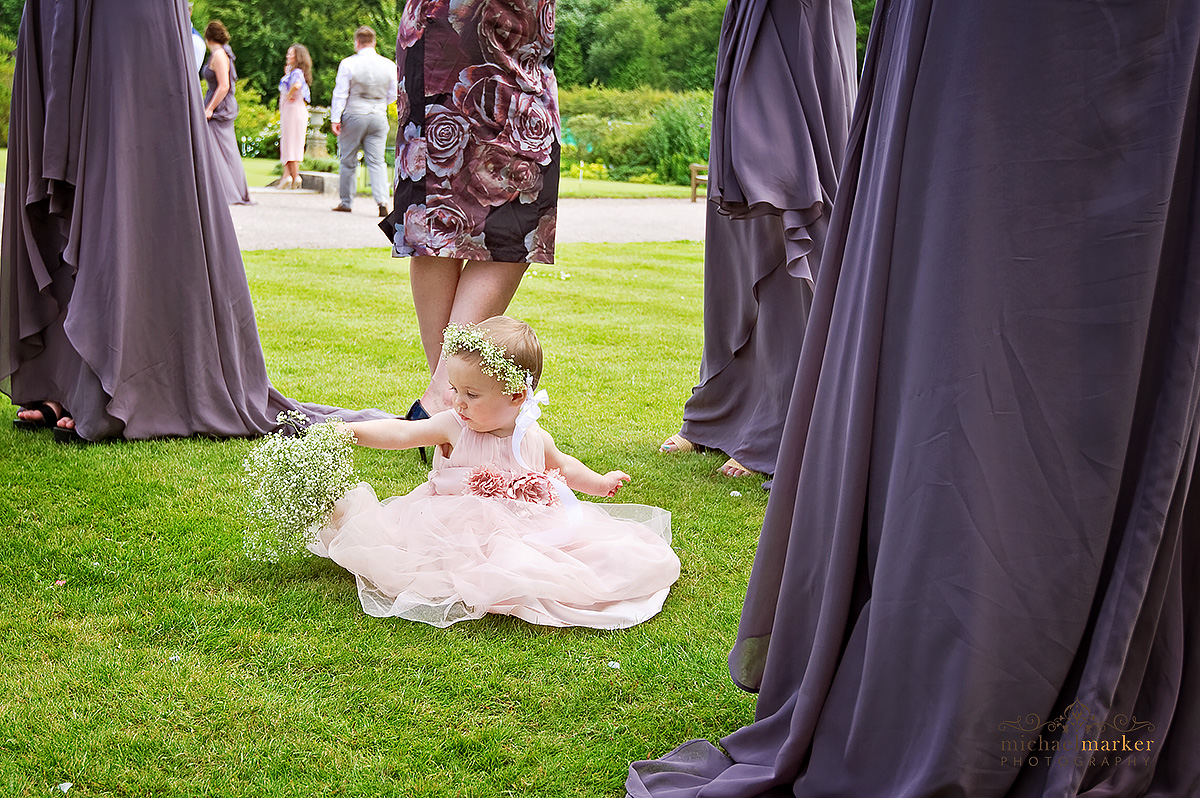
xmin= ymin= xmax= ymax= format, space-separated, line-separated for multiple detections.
xmin=202 ymin=20 xmax=252 ymax=205
xmin=330 ymin=26 xmax=396 ymax=217
xmin=278 ymin=43 xmax=313 ymax=190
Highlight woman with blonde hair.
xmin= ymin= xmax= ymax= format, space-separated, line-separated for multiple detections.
xmin=278 ymin=43 xmax=312 ymax=189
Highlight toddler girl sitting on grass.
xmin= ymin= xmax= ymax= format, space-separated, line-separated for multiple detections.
xmin=309 ymin=316 xmax=680 ymax=629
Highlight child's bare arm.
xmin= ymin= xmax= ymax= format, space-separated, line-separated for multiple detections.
xmin=540 ymin=429 xmax=631 ymax=497
xmin=346 ymin=411 xmax=458 ymax=451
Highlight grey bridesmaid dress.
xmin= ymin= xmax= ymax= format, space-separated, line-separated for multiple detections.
xmin=2 ymin=0 xmax=390 ymax=441
xmin=677 ymin=0 xmax=856 ymax=477
xmin=202 ymin=42 xmax=253 ymax=206
xmin=630 ymin=0 xmax=1200 ymax=794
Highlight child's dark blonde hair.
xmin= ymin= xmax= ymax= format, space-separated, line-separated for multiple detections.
xmin=444 ymin=316 xmax=543 ymax=392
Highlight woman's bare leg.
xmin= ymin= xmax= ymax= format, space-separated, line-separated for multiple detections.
xmin=420 ymin=260 xmax=529 ymax=412
xmin=409 ymin=256 xmax=465 ymax=379
xmin=283 ymin=161 xmax=301 ymax=186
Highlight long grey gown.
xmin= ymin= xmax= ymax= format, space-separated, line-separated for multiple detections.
xmin=1 ymin=0 xmax=388 ymax=441
xmin=202 ymin=43 xmax=253 ymax=206
xmin=629 ymin=0 xmax=1200 ymax=795
xmin=677 ymin=0 xmax=856 ymax=477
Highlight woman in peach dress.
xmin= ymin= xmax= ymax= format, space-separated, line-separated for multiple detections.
xmin=277 ymin=44 xmax=312 ymax=189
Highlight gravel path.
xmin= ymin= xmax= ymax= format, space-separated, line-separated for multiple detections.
xmin=230 ymin=187 xmax=707 ymax=250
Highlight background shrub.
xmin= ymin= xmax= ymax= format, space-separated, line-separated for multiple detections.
xmin=235 ymin=83 xmax=279 ymax=157
xmin=642 ymin=92 xmax=711 ymax=184
xmin=558 ymin=85 xmax=677 ymax=121
xmin=560 ymin=87 xmax=712 ymax=185
xmin=0 ymin=33 xmax=14 ymax=147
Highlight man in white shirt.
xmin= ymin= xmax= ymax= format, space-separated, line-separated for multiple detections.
xmin=189 ymin=3 xmax=205 ymax=72
xmin=330 ymin=26 xmax=397 ymax=217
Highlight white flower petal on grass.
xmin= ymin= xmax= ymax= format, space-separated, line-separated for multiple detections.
xmin=730 ymin=490 xmax=742 ymax=497
xmin=608 ymin=661 xmax=621 ymax=669
xmin=57 ymin=783 xmax=73 ymax=793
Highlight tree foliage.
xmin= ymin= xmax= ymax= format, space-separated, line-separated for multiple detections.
xmin=585 ymin=0 xmax=663 ymax=89
xmin=1 ymin=0 xmax=878 ymax=97
xmin=0 ymin=0 xmax=21 ymax=40
xmin=191 ymin=0 xmax=397 ymax=107
xmin=660 ymin=0 xmax=725 ymax=91
xmin=554 ymin=17 xmax=585 ymax=88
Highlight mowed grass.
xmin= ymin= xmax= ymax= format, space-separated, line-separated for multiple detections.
xmin=0 ymin=242 xmax=765 ymax=797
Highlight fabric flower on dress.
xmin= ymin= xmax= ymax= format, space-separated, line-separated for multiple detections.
xmin=510 ymin=42 xmax=545 ymax=94
xmin=398 ymin=0 xmax=428 ymax=47
xmin=475 ymin=0 xmax=538 ymax=77
xmin=458 ymin=233 xmax=493 ymax=261
xmin=507 ymin=470 xmax=561 ymax=507
xmin=403 ymin=204 xmax=429 ymax=248
xmin=427 ymin=193 xmax=487 ymax=252
xmin=537 ymin=0 xmax=555 ymax=50
xmin=448 ymin=0 xmax=483 ymax=34
xmin=504 ymin=92 xmax=557 ymax=165
xmin=464 ymin=142 xmax=525 ymax=207
xmin=453 ymin=65 xmax=520 ymax=141
xmin=396 ymin=77 xmax=410 ymax=126
xmin=396 ymin=123 xmax=427 ymax=180
xmin=426 ymin=105 xmax=472 ymax=177
xmin=524 ymin=211 xmax=556 ymax=263
xmin=465 ymin=465 xmax=509 ymax=498
xmin=496 ymin=154 xmax=543 ymax=204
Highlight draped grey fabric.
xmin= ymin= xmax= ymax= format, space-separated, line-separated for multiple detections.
xmin=677 ymin=0 xmax=855 ymax=476
xmin=629 ymin=0 xmax=1200 ymax=795
xmin=679 ymin=209 xmax=811 ymax=477
xmin=706 ymin=0 xmax=856 ymax=280
xmin=1 ymin=0 xmax=390 ymax=441
xmin=202 ymin=43 xmax=253 ymax=206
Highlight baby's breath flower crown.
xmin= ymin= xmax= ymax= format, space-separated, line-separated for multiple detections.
xmin=442 ymin=323 xmax=531 ymax=394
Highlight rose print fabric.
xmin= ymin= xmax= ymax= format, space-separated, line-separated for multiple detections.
xmin=380 ymin=0 xmax=561 ymax=264
xmin=309 ymin=412 xmax=678 ymax=628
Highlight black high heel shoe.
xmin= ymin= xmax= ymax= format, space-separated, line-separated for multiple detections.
xmin=406 ymin=399 xmax=431 ymax=464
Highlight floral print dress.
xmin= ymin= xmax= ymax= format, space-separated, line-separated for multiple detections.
xmin=382 ymin=0 xmax=560 ymax=264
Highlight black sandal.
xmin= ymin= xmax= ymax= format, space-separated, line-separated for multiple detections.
xmin=406 ymin=399 xmax=431 ymax=464
xmin=52 ymin=422 xmax=87 ymax=445
xmin=12 ymin=402 xmax=63 ymax=432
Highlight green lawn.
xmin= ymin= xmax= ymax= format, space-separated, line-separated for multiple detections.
xmin=242 ymin=156 xmax=283 ymax=188
xmin=0 ymin=242 xmax=764 ymax=797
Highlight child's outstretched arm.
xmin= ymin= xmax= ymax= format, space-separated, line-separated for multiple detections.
xmin=539 ymin=429 xmax=631 ymax=497
xmin=345 ymin=412 xmax=458 ymax=452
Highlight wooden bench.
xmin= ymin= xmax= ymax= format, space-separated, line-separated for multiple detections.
xmin=690 ymin=163 xmax=708 ymax=202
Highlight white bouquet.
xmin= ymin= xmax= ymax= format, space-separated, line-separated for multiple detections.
xmin=241 ymin=411 xmax=358 ymax=562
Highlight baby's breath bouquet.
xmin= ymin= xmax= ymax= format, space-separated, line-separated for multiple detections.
xmin=242 ymin=410 xmax=358 ymax=562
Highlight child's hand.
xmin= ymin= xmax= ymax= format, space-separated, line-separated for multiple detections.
xmin=602 ymin=471 xmax=632 ymax=497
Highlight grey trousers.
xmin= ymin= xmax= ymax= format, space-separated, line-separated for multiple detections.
xmin=337 ymin=112 xmax=389 ymax=207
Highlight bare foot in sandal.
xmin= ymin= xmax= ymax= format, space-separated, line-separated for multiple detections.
xmin=14 ymin=400 xmax=66 ymax=430
xmin=719 ymin=457 xmax=757 ymax=478
xmin=660 ymin=432 xmax=703 ymax=454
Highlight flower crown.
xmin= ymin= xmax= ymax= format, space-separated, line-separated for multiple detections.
xmin=442 ymin=323 xmax=531 ymax=394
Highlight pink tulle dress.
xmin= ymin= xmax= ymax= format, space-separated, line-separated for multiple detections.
xmin=309 ymin=412 xmax=679 ymax=628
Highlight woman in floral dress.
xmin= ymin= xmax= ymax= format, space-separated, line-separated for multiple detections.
xmin=380 ymin=0 xmax=560 ymax=421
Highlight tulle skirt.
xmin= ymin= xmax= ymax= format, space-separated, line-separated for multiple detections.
xmin=310 ymin=483 xmax=679 ymax=629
